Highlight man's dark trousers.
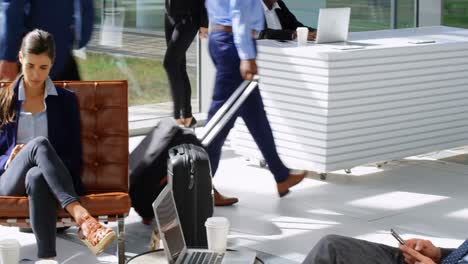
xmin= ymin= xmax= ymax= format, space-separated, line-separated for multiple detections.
xmin=206 ymin=31 xmax=289 ymax=182
xmin=302 ymin=235 xmax=406 ymax=264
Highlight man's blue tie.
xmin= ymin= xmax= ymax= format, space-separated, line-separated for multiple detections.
xmin=442 ymin=239 xmax=468 ymax=264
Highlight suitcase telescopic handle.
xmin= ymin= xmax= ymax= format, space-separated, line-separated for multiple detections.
xmin=200 ymin=75 xmax=260 ymax=146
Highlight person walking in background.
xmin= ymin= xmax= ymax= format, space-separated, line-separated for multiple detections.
xmin=0 ymin=29 xmax=115 ymax=260
xmin=205 ymin=0 xmax=307 ymax=206
xmin=259 ymin=0 xmax=316 ymax=41
xmin=0 ymin=0 xmax=94 ymax=81
xmin=164 ymin=0 xmax=208 ymax=128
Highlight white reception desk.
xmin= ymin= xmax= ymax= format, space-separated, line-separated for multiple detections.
xmin=230 ymin=26 xmax=468 ymax=174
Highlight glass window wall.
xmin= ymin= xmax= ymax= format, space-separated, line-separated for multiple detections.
xmin=444 ymin=0 xmax=468 ymax=28
xmin=74 ymin=0 xmax=465 ymax=122
xmin=326 ymin=0 xmax=393 ymax=31
xmin=284 ymin=0 xmax=417 ymax=31
xmin=77 ymin=0 xmax=198 ymax=123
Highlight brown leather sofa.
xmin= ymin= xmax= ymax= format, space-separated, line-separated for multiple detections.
xmin=0 ymin=81 xmax=131 ymax=264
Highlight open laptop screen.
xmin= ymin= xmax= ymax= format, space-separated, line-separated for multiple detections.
xmin=154 ymin=187 xmax=185 ymax=261
xmin=315 ymin=7 xmax=351 ymax=44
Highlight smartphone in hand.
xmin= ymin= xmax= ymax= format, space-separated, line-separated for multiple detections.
xmin=391 ymin=228 xmax=405 ymax=245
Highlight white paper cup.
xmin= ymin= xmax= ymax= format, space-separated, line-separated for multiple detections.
xmin=205 ymin=217 xmax=230 ymax=253
xmin=296 ymin=27 xmax=309 ymax=46
xmin=0 ymin=239 xmax=20 ymax=264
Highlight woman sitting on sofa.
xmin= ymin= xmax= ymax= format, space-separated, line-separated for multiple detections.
xmin=0 ymin=29 xmax=115 ymax=260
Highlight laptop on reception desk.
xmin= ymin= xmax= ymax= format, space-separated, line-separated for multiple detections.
xmin=315 ymin=7 xmax=351 ymax=44
xmin=314 ymin=7 xmax=365 ymax=50
xmin=153 ymin=186 xmax=257 ymax=264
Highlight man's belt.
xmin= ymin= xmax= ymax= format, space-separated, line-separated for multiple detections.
xmin=211 ymin=24 xmax=259 ymax=38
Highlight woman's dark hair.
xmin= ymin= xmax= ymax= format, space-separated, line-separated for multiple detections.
xmin=0 ymin=29 xmax=55 ymax=128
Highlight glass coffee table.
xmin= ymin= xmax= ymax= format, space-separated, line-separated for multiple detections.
xmin=127 ymin=249 xmax=264 ymax=264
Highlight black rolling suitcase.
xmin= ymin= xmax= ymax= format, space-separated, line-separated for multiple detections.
xmin=168 ymin=144 xmax=212 ymax=248
xmin=129 ymin=118 xmax=201 ymax=219
xmin=166 ymin=77 xmax=260 ymax=248
xmin=129 ymin=77 xmax=259 ymax=248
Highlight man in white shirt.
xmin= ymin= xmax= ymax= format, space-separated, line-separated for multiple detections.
xmin=259 ymin=0 xmax=316 ymax=40
xmin=263 ymin=0 xmax=283 ymax=30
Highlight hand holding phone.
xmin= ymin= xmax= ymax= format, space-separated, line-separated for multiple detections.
xmin=391 ymin=228 xmax=405 ymax=245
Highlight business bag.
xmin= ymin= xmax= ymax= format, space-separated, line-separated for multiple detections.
xmin=129 ymin=118 xmax=200 ymax=219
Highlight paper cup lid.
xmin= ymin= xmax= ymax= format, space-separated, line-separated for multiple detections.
xmin=205 ymin=217 xmax=230 ymax=228
xmin=0 ymin=239 xmax=20 ymax=248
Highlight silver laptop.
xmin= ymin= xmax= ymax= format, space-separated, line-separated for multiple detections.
xmin=315 ymin=7 xmax=351 ymax=44
xmin=153 ymin=186 xmax=257 ymax=264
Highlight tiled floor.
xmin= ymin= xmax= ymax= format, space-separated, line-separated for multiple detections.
xmin=2 ymin=138 xmax=467 ymax=263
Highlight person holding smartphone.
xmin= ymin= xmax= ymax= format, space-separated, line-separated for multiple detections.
xmin=302 ymin=233 xmax=467 ymax=264
xmin=0 ymin=29 xmax=115 ymax=260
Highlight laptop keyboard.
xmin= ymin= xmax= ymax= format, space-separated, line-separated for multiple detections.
xmin=181 ymin=251 xmax=224 ymax=264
